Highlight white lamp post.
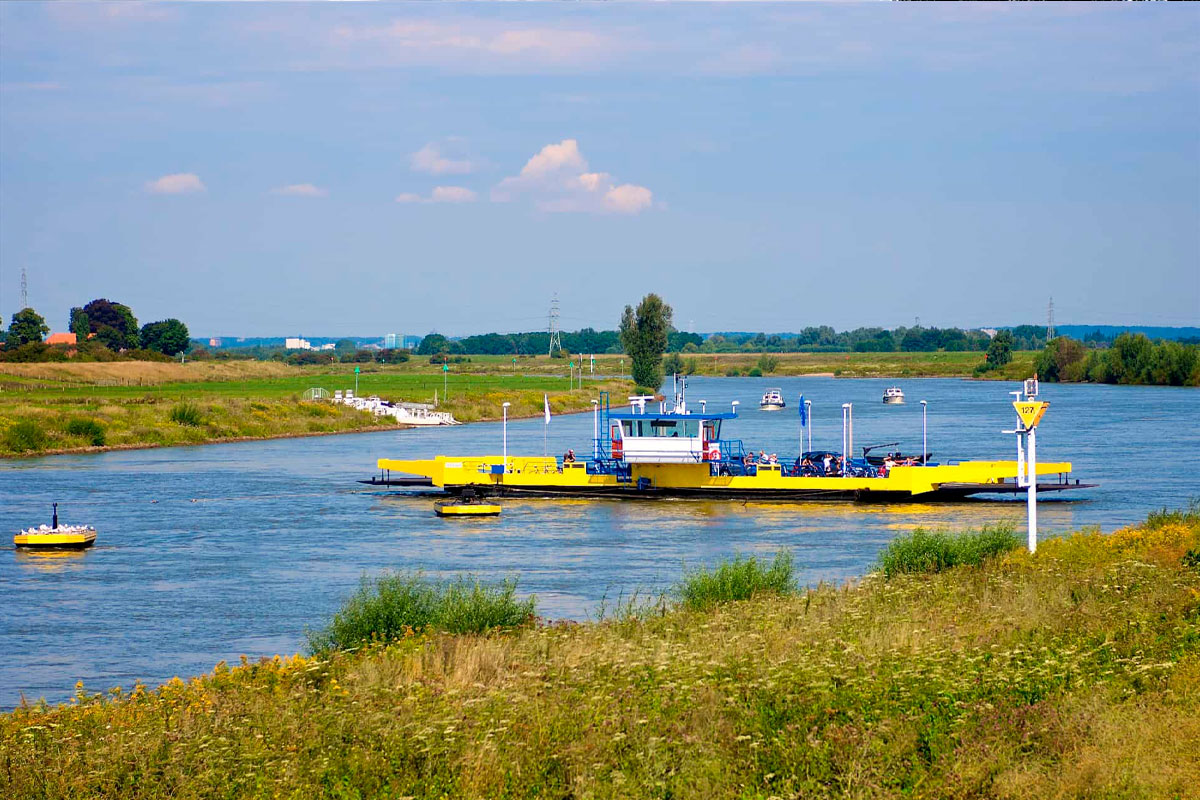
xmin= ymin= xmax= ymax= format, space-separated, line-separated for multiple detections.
xmin=920 ymin=400 xmax=927 ymax=465
xmin=841 ymin=403 xmax=851 ymax=476
xmin=502 ymin=402 xmax=511 ymax=473
xmin=591 ymin=399 xmax=600 ymax=460
xmin=804 ymin=399 xmax=812 ymax=454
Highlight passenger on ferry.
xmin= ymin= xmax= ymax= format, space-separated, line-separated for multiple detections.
xmin=822 ymin=454 xmax=833 ymax=475
xmin=563 ymin=449 xmax=576 ymax=464
xmin=768 ymin=453 xmax=778 ymax=465
xmin=757 ymin=450 xmax=769 ymax=464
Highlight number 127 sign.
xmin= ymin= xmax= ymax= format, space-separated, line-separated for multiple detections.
xmin=1013 ymin=401 xmax=1048 ymax=430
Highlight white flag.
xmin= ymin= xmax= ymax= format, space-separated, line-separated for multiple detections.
xmin=544 ymin=394 xmax=551 ymax=424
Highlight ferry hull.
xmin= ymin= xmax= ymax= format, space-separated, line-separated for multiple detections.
xmin=14 ymin=531 xmax=97 ymax=549
xmin=376 ymin=456 xmax=1085 ymax=503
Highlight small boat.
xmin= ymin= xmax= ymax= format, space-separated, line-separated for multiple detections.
xmin=14 ymin=504 xmax=96 ymax=550
xmin=883 ymin=386 xmax=905 ymax=404
xmin=759 ymin=388 xmax=786 ymax=411
xmin=434 ymin=489 xmax=501 ymax=517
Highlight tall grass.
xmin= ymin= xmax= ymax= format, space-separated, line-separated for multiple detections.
xmin=3 ymin=420 xmax=46 ymax=452
xmin=676 ymin=551 xmax=795 ymax=610
xmin=307 ymin=572 xmax=537 ymax=653
xmin=168 ymin=402 xmax=203 ymax=426
xmin=876 ymin=524 xmax=1020 ymax=578
xmin=65 ymin=417 xmax=106 ymax=446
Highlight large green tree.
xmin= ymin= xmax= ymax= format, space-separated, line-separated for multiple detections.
xmin=984 ymin=330 xmax=1014 ymax=367
xmin=140 ymin=318 xmax=191 ymax=355
xmin=83 ymin=298 xmax=139 ymax=350
xmin=619 ymin=293 xmax=673 ymax=391
xmin=416 ymin=333 xmax=449 ymax=356
xmin=8 ymin=307 xmax=49 ymax=347
xmin=69 ymin=307 xmax=90 ymax=341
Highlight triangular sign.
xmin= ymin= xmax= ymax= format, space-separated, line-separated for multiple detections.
xmin=1013 ymin=400 xmax=1048 ymax=429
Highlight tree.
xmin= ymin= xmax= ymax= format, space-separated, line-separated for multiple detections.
xmin=416 ymin=333 xmax=449 ymax=356
xmin=69 ymin=307 xmax=90 ymax=341
xmin=7 ymin=308 xmax=49 ymax=347
xmin=619 ymin=293 xmax=673 ymax=391
xmin=334 ymin=339 xmax=357 ymax=357
xmin=984 ymin=330 xmax=1014 ymax=367
xmin=140 ymin=318 xmax=190 ymax=355
xmin=1035 ymin=336 xmax=1087 ymax=382
xmin=83 ymin=298 xmax=139 ymax=350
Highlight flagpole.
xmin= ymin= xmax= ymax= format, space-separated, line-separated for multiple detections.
xmin=805 ymin=399 xmax=812 ymax=454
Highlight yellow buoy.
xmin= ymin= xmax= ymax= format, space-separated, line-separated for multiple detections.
xmin=14 ymin=503 xmax=97 ymax=549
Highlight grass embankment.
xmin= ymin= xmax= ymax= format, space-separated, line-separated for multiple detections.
xmin=5 ymin=508 xmax=1199 ymax=799
xmin=0 ymin=361 xmax=630 ymax=457
xmin=668 ymin=350 xmax=1036 ymax=380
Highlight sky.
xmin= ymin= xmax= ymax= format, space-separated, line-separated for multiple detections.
xmin=1 ymin=2 xmax=1197 ymax=338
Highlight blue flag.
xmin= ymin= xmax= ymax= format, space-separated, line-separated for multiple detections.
xmin=798 ymin=395 xmax=807 ymax=426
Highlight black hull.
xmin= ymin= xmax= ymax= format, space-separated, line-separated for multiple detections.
xmin=439 ymin=481 xmax=1094 ymax=503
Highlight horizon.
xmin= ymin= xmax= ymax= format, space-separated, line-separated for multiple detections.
xmin=2 ymin=3 xmax=1197 ymax=336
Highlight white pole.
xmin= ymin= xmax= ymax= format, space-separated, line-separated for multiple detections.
xmin=502 ymin=402 xmax=510 ymax=473
xmin=920 ymin=400 xmax=927 ymax=464
xmin=805 ymin=400 xmax=812 ymax=454
xmin=1027 ymin=425 xmax=1038 ymax=553
xmin=592 ymin=400 xmax=600 ymax=461
xmin=848 ymin=403 xmax=853 ymax=469
xmin=841 ymin=404 xmax=849 ymax=476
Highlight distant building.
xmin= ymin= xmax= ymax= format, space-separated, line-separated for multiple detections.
xmin=979 ymin=328 xmax=999 ymax=338
xmin=315 ymin=343 xmax=336 ymax=351
xmin=45 ymin=332 xmax=77 ymax=345
xmin=384 ymin=333 xmax=401 ymax=349
xmin=285 ymin=337 xmax=312 ymax=350
xmin=402 ymin=335 xmax=422 ymax=349
xmin=208 ymin=337 xmax=222 ymax=348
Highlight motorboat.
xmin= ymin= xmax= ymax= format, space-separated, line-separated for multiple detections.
xmin=759 ymin=388 xmax=786 ymax=411
xmin=883 ymin=386 xmax=905 ymax=404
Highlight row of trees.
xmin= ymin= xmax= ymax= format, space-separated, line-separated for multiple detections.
xmin=1036 ymin=333 xmax=1199 ymax=386
xmin=2 ymin=299 xmax=190 ymax=359
xmin=415 ymin=328 xmax=702 ymax=357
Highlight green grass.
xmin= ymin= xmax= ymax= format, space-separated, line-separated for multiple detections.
xmin=4 ymin=511 xmax=1199 ymax=798
xmin=676 ymin=550 xmax=795 ymax=610
xmin=876 ymin=524 xmax=1021 ymax=578
xmin=2 ymin=419 xmax=46 ymax=452
xmin=167 ymin=402 xmax=203 ymax=426
xmin=306 ymin=572 xmax=538 ymax=653
xmin=64 ymin=417 xmax=105 ymax=446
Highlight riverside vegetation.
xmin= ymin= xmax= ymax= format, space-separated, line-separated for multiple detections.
xmin=4 ymin=506 xmax=1198 ymax=798
xmin=0 ymin=361 xmax=631 ymax=457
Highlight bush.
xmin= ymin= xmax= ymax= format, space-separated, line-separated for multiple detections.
xmin=676 ymin=551 xmax=795 ymax=611
xmin=66 ymin=418 xmax=106 ymax=446
xmin=724 ymin=369 xmax=740 ymax=377
xmin=4 ymin=420 xmax=47 ymax=452
xmin=308 ymin=572 xmax=537 ymax=653
xmin=169 ymin=402 xmax=204 ymax=426
xmin=756 ymin=354 xmax=779 ymax=374
xmin=876 ymin=524 xmax=1020 ymax=578
xmin=747 ymin=367 xmax=763 ymax=377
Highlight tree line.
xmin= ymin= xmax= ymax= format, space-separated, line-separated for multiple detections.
xmin=1036 ymin=333 xmax=1199 ymax=387
xmin=1 ymin=299 xmax=189 ymax=362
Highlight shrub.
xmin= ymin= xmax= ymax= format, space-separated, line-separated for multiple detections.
xmin=308 ymin=572 xmax=537 ymax=653
xmin=66 ymin=418 xmax=106 ymax=446
xmin=747 ymin=367 xmax=763 ymax=377
xmin=169 ymin=402 xmax=203 ymax=426
xmin=756 ymin=353 xmax=779 ymax=374
xmin=876 ymin=524 xmax=1020 ymax=578
xmin=4 ymin=420 xmax=47 ymax=452
xmin=676 ymin=551 xmax=795 ymax=611
xmin=724 ymin=369 xmax=740 ymax=377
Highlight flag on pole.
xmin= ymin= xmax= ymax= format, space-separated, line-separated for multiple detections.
xmin=798 ymin=395 xmax=807 ymax=426
xmin=544 ymin=394 xmax=551 ymax=424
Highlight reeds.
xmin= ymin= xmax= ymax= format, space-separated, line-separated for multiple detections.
xmin=875 ymin=523 xmax=1021 ymax=578
xmin=306 ymin=572 xmax=537 ymax=653
xmin=676 ymin=550 xmax=795 ymax=610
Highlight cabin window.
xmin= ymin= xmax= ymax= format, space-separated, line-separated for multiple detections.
xmin=622 ymin=421 xmax=634 ymax=436
xmin=703 ymin=420 xmax=721 ymax=441
xmin=650 ymin=420 xmax=680 ymax=437
xmin=683 ymin=420 xmax=699 ymax=437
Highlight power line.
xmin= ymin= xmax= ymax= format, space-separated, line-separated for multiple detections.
xmin=547 ymin=292 xmax=562 ymax=356
xmin=20 ymin=267 xmax=28 ymax=309
xmin=1047 ymin=296 xmax=1055 ymax=340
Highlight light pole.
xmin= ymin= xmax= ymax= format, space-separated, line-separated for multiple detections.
xmin=502 ymin=402 xmax=511 ymax=473
xmin=591 ymin=399 xmax=600 ymax=460
xmin=841 ymin=403 xmax=851 ymax=476
xmin=920 ymin=400 xmax=927 ymax=464
xmin=804 ymin=399 xmax=812 ymax=454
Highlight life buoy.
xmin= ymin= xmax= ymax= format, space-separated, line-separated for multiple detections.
xmin=703 ymin=442 xmax=721 ymax=462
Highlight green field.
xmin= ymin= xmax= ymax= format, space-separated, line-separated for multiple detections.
xmin=4 ymin=509 xmax=1197 ymax=798
xmin=0 ymin=362 xmax=630 ymax=457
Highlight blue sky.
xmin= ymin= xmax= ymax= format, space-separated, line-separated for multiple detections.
xmin=1 ymin=2 xmax=1197 ymax=338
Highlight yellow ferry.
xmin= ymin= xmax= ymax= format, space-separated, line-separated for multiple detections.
xmin=370 ymin=387 xmax=1091 ymax=503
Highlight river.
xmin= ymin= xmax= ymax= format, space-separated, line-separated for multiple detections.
xmin=1 ymin=377 xmax=1196 ymax=706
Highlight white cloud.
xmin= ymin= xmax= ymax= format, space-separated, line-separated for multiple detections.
xmin=411 ymin=142 xmax=475 ymax=175
xmin=395 ymin=186 xmax=477 ymax=204
xmin=431 ymin=186 xmax=477 ymax=203
xmin=492 ymin=139 xmax=654 ymax=214
xmin=272 ymin=183 xmax=327 ymax=197
xmin=145 ymin=173 xmax=206 ymax=195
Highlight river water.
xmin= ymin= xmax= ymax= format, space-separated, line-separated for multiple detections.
xmin=1 ymin=377 xmax=1196 ymax=706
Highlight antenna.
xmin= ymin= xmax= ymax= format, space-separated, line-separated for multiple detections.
xmin=1047 ymin=297 xmax=1055 ymax=341
xmin=20 ymin=267 xmax=28 ymax=309
xmin=548 ymin=293 xmax=562 ymax=357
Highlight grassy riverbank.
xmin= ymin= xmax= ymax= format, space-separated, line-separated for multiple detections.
xmin=4 ymin=508 xmax=1198 ymax=798
xmin=0 ymin=362 xmax=631 ymax=457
